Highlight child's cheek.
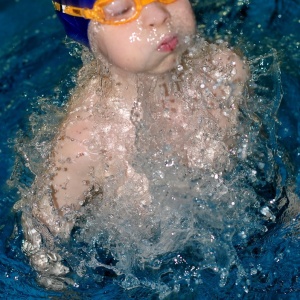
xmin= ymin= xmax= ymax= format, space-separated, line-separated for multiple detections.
xmin=171 ymin=5 xmax=196 ymax=36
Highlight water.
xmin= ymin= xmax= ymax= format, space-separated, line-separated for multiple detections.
xmin=1 ymin=0 xmax=300 ymax=298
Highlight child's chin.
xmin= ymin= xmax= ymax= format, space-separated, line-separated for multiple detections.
xmin=149 ymin=55 xmax=180 ymax=75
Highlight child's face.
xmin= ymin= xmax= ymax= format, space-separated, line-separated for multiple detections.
xmin=88 ymin=0 xmax=196 ymax=74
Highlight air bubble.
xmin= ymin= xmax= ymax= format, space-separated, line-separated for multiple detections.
xmin=177 ymin=65 xmax=183 ymax=72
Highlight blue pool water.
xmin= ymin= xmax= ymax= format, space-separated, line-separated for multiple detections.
xmin=0 ymin=0 xmax=300 ymax=298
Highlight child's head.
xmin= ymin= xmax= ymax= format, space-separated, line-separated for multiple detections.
xmin=53 ymin=0 xmax=196 ymax=74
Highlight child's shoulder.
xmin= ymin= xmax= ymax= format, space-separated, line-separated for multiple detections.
xmin=189 ymin=39 xmax=248 ymax=84
xmin=184 ymin=39 xmax=249 ymax=107
xmin=181 ymin=39 xmax=249 ymax=134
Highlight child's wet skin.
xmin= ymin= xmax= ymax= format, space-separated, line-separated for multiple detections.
xmin=44 ymin=44 xmax=247 ymax=217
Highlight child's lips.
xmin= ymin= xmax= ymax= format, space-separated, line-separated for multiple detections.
xmin=157 ymin=36 xmax=178 ymax=52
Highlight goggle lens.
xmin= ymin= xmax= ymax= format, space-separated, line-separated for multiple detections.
xmin=103 ymin=0 xmax=136 ymax=22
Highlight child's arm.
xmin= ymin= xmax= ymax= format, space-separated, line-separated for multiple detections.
xmin=202 ymin=47 xmax=249 ymax=130
xmin=50 ymin=115 xmax=101 ymax=211
xmin=18 ymin=112 xmax=96 ymax=289
xmin=32 ymin=80 xmax=147 ymax=231
xmin=185 ymin=46 xmax=249 ymax=171
xmin=20 ymin=88 xmax=143 ymax=288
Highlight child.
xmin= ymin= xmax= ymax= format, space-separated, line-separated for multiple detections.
xmin=19 ymin=0 xmax=249 ymax=290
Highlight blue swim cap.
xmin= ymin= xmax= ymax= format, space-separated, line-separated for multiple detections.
xmin=54 ymin=0 xmax=96 ymax=47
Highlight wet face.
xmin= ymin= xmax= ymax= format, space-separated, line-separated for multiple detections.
xmin=88 ymin=0 xmax=196 ymax=74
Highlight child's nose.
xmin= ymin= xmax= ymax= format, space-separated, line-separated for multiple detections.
xmin=141 ymin=3 xmax=171 ymax=27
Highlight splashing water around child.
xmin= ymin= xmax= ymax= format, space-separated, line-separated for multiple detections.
xmin=11 ymin=0 xmax=290 ymax=298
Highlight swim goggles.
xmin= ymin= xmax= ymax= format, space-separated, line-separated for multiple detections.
xmin=53 ymin=0 xmax=176 ymax=25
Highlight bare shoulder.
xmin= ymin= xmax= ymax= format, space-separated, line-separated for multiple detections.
xmin=192 ymin=41 xmax=249 ymax=98
xmin=49 ymin=84 xmax=102 ymax=211
xmin=49 ymin=75 xmax=136 ymax=211
xmin=211 ymin=46 xmax=249 ymax=84
xmin=208 ymin=44 xmax=249 ymax=99
xmin=187 ymin=41 xmax=249 ymax=136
